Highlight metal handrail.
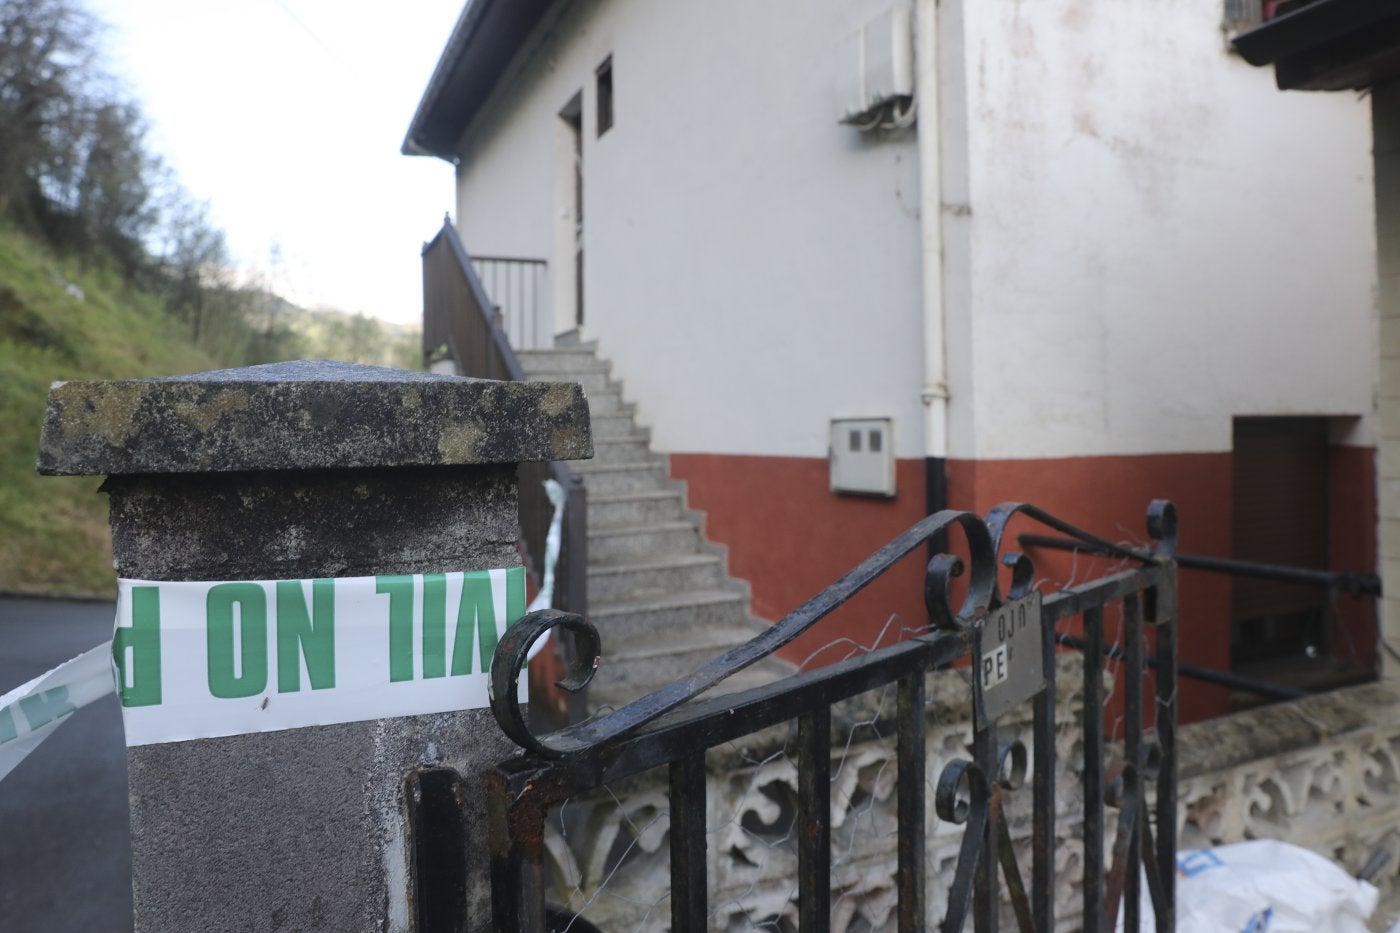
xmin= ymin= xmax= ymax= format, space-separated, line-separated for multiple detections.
xmin=422 ymin=220 xmax=588 ymax=687
xmin=1019 ymin=530 xmax=1378 ymax=700
xmin=1018 ymin=533 xmax=1381 ymax=597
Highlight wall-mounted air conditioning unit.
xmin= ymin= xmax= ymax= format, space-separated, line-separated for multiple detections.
xmin=837 ymin=4 xmax=915 ymax=131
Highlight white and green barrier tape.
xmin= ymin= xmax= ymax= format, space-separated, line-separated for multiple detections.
xmin=0 ymin=481 xmax=568 ymax=781
xmin=0 ymin=641 xmax=114 ymax=782
xmin=1 ymin=569 xmax=526 ymax=781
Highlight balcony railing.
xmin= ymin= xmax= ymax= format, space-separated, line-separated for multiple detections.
xmin=470 ymin=255 xmax=549 ymax=352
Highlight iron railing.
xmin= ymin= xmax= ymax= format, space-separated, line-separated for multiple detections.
xmin=1022 ymin=532 xmax=1380 ymax=700
xmin=485 ymin=500 xmax=1180 ymax=932
xmin=470 ymin=255 xmax=549 ymax=352
xmin=421 ymin=220 xmax=587 ymax=643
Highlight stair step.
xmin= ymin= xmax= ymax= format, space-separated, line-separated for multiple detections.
xmin=588 ymin=489 xmax=685 ymax=528
xmin=588 ymin=662 xmax=786 ymax=711
xmin=580 ymin=387 xmax=629 ymax=415
xmin=587 ymin=554 xmax=727 ymax=603
xmin=517 ymin=350 xmax=606 ymax=374
xmin=588 ymin=521 xmax=700 ymax=563
xmin=525 ymin=368 xmax=613 ymax=392
xmin=570 ymin=460 xmax=670 ymax=494
xmin=553 ymin=329 xmax=591 ymax=349
xmin=587 ymin=625 xmax=788 ymax=710
xmin=589 ymin=589 xmax=750 ymax=642
xmin=588 ymin=411 xmax=639 ymax=440
xmin=591 ymin=434 xmax=656 ymax=465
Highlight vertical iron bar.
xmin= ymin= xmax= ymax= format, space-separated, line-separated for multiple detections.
xmin=897 ymin=672 xmax=927 ymax=932
xmin=488 ymin=770 xmax=548 ymax=933
xmin=407 ymin=768 xmax=467 ymax=933
xmin=562 ymin=475 xmax=588 ymax=722
xmin=1153 ymin=573 xmax=1178 ymax=932
xmin=973 ymin=720 xmax=998 ymax=933
xmin=1082 ymin=607 xmax=1104 ymax=933
xmin=669 ymin=752 xmax=708 ymax=932
xmin=1123 ymin=594 xmax=1143 ymax=933
xmin=799 ymin=706 xmax=832 ymax=933
xmin=1032 ymin=592 xmax=1056 ymax=931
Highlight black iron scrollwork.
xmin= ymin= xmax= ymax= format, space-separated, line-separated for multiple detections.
xmin=936 ymin=740 xmax=1031 ymax=933
xmin=489 ymin=501 xmax=1176 ymax=761
xmin=490 ymin=508 xmax=997 ymax=758
xmin=489 ymin=609 xmax=602 ymax=758
xmin=485 ymin=499 xmax=1180 ymax=933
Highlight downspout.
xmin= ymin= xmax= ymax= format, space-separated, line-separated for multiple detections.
xmin=916 ymin=0 xmax=951 ymax=528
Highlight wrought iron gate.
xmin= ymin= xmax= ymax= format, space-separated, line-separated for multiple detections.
xmin=485 ymin=501 xmax=1179 ymax=931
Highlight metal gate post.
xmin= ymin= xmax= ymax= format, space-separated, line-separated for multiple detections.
xmin=38 ymin=360 xmax=591 ymax=932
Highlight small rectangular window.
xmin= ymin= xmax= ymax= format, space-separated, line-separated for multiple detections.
xmin=596 ymin=56 xmax=613 ymax=136
xmin=848 ymin=429 xmax=862 ymax=452
xmin=868 ymin=429 xmax=882 ymax=453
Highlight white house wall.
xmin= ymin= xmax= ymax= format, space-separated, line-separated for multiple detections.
xmin=953 ymin=0 xmax=1378 ymax=461
xmin=453 ymin=0 xmax=928 ymax=460
xmin=436 ymin=0 xmax=1384 ymax=719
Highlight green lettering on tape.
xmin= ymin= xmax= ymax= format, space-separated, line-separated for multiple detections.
xmin=19 ymin=686 xmax=75 ymax=730
xmin=376 ymin=576 xmax=414 ymax=683
xmin=506 ymin=566 xmax=525 ymax=641
xmin=207 ymin=582 xmax=268 ymax=699
xmin=276 ymin=579 xmax=335 ymax=693
xmin=113 ymin=585 xmax=162 ymax=707
xmin=421 ymin=574 xmax=447 ymax=679
xmin=452 ymin=572 xmax=497 ymax=675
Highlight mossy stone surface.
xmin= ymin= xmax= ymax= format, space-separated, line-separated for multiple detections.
xmin=38 ymin=359 xmax=592 ymax=475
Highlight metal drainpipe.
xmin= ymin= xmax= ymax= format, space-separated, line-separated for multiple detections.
xmin=916 ymin=0 xmax=951 ymax=534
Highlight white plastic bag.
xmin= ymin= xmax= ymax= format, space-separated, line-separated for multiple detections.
xmin=1171 ymin=840 xmax=1377 ymax=933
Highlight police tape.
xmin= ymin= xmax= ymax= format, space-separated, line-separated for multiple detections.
xmin=114 ymin=568 xmax=528 ymax=745
xmin=0 ymin=480 xmax=568 ymax=781
xmin=4 ymin=568 xmax=527 ymax=775
xmin=0 ymin=642 xmax=114 ymax=782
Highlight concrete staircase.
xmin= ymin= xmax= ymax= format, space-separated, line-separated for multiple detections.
xmin=516 ymin=335 xmax=791 ymax=711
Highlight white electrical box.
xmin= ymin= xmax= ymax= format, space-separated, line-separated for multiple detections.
xmin=837 ymin=4 xmax=914 ymax=124
xmin=830 ymin=418 xmax=896 ymax=497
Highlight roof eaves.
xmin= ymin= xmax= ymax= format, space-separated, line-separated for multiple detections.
xmin=402 ymin=0 xmax=492 ymax=160
xmin=1232 ymin=0 xmax=1397 ymax=67
xmin=402 ymin=0 xmax=558 ymax=161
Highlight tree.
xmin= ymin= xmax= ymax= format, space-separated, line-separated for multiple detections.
xmin=0 ymin=0 xmax=99 ymax=222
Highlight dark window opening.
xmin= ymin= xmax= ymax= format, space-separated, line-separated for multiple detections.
xmin=596 ymin=57 xmax=613 ymax=136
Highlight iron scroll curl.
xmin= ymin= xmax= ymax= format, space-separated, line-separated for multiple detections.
xmin=489 ymin=609 xmax=601 ymax=757
xmin=488 ymin=500 xmax=1179 ymax=760
xmin=983 ymin=499 xmax=1179 ymax=606
xmin=490 ymin=508 xmax=998 ymax=759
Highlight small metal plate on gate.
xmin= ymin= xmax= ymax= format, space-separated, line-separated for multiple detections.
xmin=976 ymin=592 xmax=1045 ymax=726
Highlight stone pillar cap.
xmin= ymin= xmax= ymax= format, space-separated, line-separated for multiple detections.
xmin=38 ymin=360 xmax=593 ymax=476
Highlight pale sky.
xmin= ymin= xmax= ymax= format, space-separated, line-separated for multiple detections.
xmin=88 ymin=0 xmax=467 ymax=326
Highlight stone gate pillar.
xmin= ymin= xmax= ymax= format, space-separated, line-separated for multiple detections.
xmin=37 ymin=360 xmax=591 ymax=932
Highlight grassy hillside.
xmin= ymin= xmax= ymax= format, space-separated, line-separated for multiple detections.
xmin=0 ymin=223 xmax=421 ymax=597
xmin=0 ymin=224 xmax=222 ymax=596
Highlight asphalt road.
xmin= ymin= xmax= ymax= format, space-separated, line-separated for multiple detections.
xmin=0 ymin=597 xmax=132 ymax=933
